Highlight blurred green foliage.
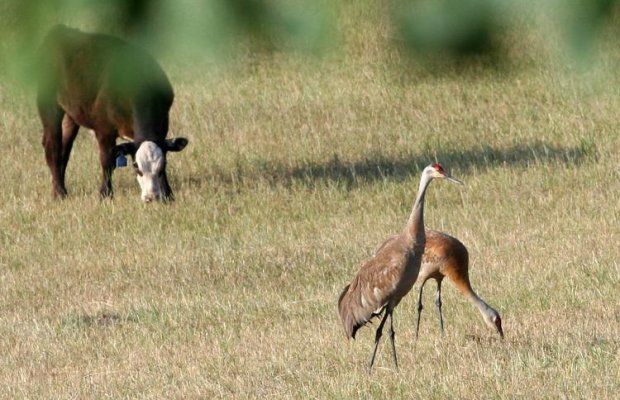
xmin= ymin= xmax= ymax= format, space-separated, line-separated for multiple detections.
xmin=1 ymin=0 xmax=619 ymax=83
xmin=564 ymin=0 xmax=619 ymax=59
xmin=395 ymin=0 xmax=503 ymax=58
xmin=0 ymin=0 xmax=336 ymax=82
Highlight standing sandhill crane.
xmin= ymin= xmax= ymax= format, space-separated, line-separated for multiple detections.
xmin=415 ymin=230 xmax=503 ymax=339
xmin=338 ymin=163 xmax=463 ymax=372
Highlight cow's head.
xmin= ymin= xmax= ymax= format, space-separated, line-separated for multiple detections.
xmin=112 ymin=138 xmax=188 ymax=202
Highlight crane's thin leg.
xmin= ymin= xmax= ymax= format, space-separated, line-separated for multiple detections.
xmin=435 ymin=279 xmax=444 ymax=335
xmin=368 ymin=309 xmax=390 ymax=373
xmin=415 ymin=282 xmax=426 ymax=339
xmin=388 ymin=311 xmax=399 ymax=370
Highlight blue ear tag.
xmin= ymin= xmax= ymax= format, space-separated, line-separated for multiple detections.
xmin=115 ymin=154 xmax=127 ymax=168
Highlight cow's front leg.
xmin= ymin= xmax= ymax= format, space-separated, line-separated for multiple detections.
xmin=160 ymin=170 xmax=174 ymax=202
xmin=96 ymin=130 xmax=118 ymax=199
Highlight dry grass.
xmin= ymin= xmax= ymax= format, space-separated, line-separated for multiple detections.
xmin=0 ymin=2 xmax=619 ymax=398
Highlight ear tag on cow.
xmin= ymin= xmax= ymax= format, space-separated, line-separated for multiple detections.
xmin=115 ymin=154 xmax=127 ymax=168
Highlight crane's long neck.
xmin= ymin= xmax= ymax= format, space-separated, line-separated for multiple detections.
xmin=467 ymin=291 xmax=491 ymax=313
xmin=404 ymin=173 xmax=432 ymax=247
xmin=451 ymin=276 xmax=497 ymax=318
xmin=463 ymin=288 xmax=498 ymax=320
xmin=457 ymin=281 xmax=502 ymax=336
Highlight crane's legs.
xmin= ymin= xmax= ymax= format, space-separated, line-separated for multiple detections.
xmin=435 ymin=279 xmax=444 ymax=335
xmin=415 ymin=283 xmax=426 ymax=339
xmin=388 ymin=311 xmax=399 ymax=370
xmin=368 ymin=309 xmax=390 ymax=373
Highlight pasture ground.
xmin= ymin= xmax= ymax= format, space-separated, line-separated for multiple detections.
xmin=0 ymin=2 xmax=618 ymax=398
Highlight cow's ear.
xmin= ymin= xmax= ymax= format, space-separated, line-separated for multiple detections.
xmin=112 ymin=142 xmax=138 ymax=158
xmin=165 ymin=137 xmax=188 ymax=152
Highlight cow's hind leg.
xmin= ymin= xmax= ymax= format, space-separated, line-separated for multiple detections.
xmin=95 ymin=129 xmax=118 ymax=199
xmin=38 ymin=99 xmax=67 ymax=198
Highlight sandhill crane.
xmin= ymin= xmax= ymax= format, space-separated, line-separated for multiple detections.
xmin=415 ymin=230 xmax=503 ymax=339
xmin=338 ymin=163 xmax=463 ymax=372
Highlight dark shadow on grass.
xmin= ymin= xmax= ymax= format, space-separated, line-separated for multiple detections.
xmin=60 ymin=312 xmax=129 ymax=329
xmin=59 ymin=306 xmax=165 ymax=331
xmin=187 ymin=140 xmax=597 ymax=190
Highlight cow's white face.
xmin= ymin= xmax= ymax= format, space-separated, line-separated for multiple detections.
xmin=134 ymin=141 xmax=164 ymax=202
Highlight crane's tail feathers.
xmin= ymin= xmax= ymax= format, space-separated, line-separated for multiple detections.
xmin=337 ymin=284 xmax=350 ymax=309
xmin=338 ymin=283 xmax=374 ymax=339
xmin=338 ymin=284 xmax=354 ymax=338
xmin=351 ymin=308 xmax=384 ymax=339
xmin=338 ymin=281 xmax=386 ymax=340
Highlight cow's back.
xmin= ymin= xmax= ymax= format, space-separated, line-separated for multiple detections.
xmin=38 ymin=25 xmax=173 ymax=138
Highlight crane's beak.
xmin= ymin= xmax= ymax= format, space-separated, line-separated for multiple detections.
xmin=445 ymin=174 xmax=464 ymax=185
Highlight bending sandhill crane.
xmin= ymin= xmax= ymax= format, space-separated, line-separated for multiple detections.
xmin=415 ymin=230 xmax=503 ymax=338
xmin=338 ymin=163 xmax=463 ymax=372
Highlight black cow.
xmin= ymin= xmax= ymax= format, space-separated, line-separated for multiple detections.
xmin=37 ymin=25 xmax=188 ymax=202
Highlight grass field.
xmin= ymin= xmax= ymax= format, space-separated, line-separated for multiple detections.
xmin=0 ymin=2 xmax=619 ymax=398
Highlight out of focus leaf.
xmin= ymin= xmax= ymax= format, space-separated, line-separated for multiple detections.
xmin=396 ymin=0 xmax=502 ymax=59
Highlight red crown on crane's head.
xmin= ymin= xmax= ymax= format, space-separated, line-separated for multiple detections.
xmin=431 ymin=163 xmax=445 ymax=173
